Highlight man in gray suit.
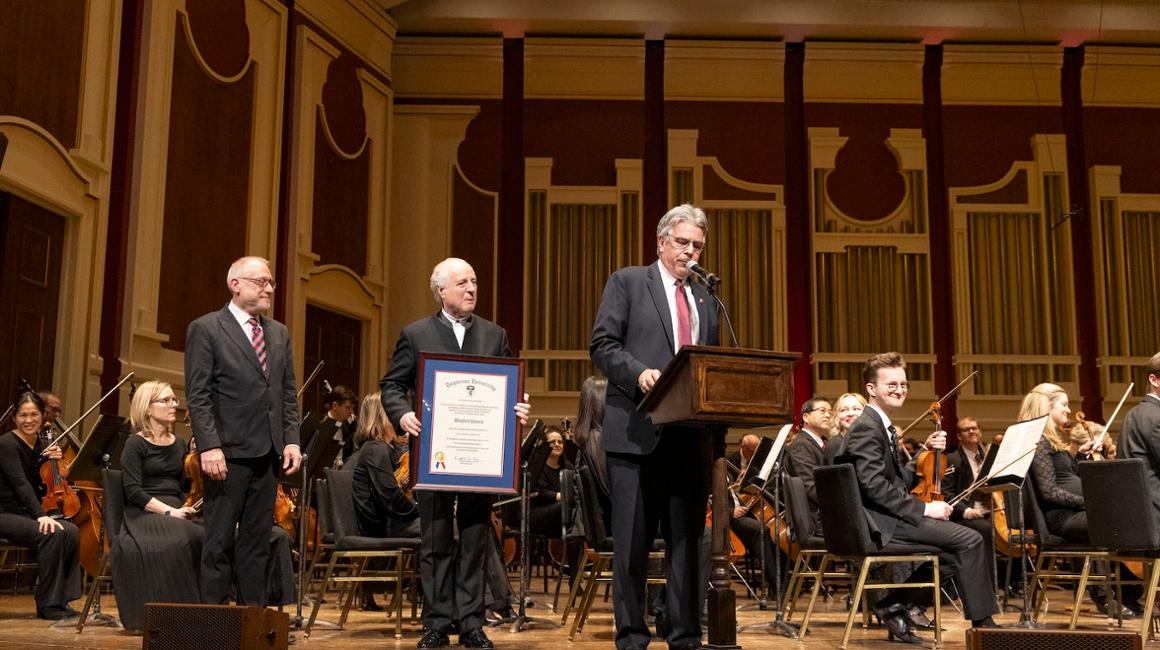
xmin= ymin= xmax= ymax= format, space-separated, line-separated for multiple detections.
xmin=185 ymin=256 xmax=301 ymax=605
xmin=591 ymin=204 xmax=719 ymax=650
xmin=1120 ymin=352 xmax=1160 ymax=531
xmin=380 ymin=257 xmax=528 ymax=649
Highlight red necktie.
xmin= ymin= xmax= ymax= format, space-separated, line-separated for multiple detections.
xmin=675 ymin=280 xmax=692 ymax=349
xmin=248 ymin=317 xmax=268 ymax=375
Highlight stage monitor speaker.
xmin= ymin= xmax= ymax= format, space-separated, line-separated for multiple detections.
xmin=966 ymin=627 xmax=1141 ymax=650
xmin=142 ymin=603 xmax=289 ymax=650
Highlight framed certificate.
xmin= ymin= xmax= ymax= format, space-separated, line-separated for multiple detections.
xmin=413 ymin=352 xmax=525 ymax=493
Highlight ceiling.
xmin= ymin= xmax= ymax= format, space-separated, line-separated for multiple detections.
xmin=379 ymin=0 xmax=1160 ymax=46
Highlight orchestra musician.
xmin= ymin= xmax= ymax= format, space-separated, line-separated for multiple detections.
xmin=1022 ymin=382 xmax=1143 ymax=616
xmin=528 ymin=427 xmax=574 ymax=537
xmin=184 ymin=256 xmax=302 ymax=607
xmin=302 ymin=385 xmax=358 ymax=468
xmin=845 ymin=352 xmax=998 ymax=644
xmin=380 ymin=257 xmax=529 ymax=649
xmin=724 ymin=433 xmax=782 ymax=592
xmin=112 ymin=381 xmax=298 ymax=630
xmin=112 ymin=381 xmax=202 ymax=630
xmin=1120 ymin=352 xmax=1160 ymax=531
xmin=942 ymin=417 xmax=996 ymax=590
xmin=36 ymin=391 xmax=63 ymax=433
xmin=590 ymin=204 xmax=718 ymax=650
xmin=0 ymin=392 xmax=82 ymax=620
xmin=824 ymin=392 xmax=866 ymax=464
xmin=572 ymin=376 xmax=611 ymax=527
xmin=785 ymin=396 xmax=833 ymax=534
xmin=350 ymin=392 xmax=419 ymax=539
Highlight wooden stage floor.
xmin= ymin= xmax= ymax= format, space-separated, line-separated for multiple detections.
xmin=0 ymin=581 xmax=1146 ymax=649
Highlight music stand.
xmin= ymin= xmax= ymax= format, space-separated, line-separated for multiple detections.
xmin=738 ymin=424 xmax=798 ymax=639
xmin=510 ymin=421 xmax=559 ymax=633
xmin=67 ymin=415 xmax=130 ymax=483
xmin=68 ymin=415 xmax=130 ymax=629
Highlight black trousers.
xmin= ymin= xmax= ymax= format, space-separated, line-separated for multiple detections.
xmin=0 ymin=513 xmax=81 ymax=610
xmin=416 ymin=490 xmax=492 ymax=634
xmin=607 ymin=428 xmax=712 ymax=650
xmin=201 ymin=453 xmax=277 ymax=605
xmin=881 ymin=517 xmax=999 ymax=621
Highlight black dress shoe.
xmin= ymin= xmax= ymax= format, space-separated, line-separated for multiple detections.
xmin=874 ymin=604 xmax=921 ymax=645
xmin=458 ymin=629 xmax=495 ymax=648
xmin=972 ymin=616 xmax=1001 ymax=629
xmin=417 ymin=628 xmax=450 ymax=648
xmin=906 ymin=606 xmax=936 ymax=631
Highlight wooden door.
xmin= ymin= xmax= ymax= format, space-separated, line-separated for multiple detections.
xmin=0 ymin=193 xmax=66 ymax=401
xmin=302 ymin=304 xmax=363 ymax=415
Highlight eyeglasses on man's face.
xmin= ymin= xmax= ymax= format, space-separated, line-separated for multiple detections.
xmin=667 ymin=235 xmax=705 ymax=251
xmin=876 ymin=382 xmax=909 ymax=393
xmin=239 ymin=276 xmax=277 ymax=290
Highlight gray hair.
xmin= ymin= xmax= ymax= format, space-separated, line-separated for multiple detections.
xmin=429 ymin=257 xmax=471 ymax=303
xmin=656 ymin=203 xmax=709 ymax=239
xmin=226 ymin=256 xmax=272 ymax=288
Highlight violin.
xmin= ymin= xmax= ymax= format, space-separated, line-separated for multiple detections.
xmin=38 ymin=432 xmax=82 ymax=518
xmin=910 ymin=402 xmax=949 ymax=503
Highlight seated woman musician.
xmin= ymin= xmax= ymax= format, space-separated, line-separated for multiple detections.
xmin=112 ymin=381 xmax=296 ymax=627
xmin=0 ymin=392 xmax=82 ymax=620
xmin=350 ymin=393 xmax=420 ymax=538
xmin=528 ymin=427 xmax=574 ymax=537
xmin=1022 ymin=382 xmax=1143 ymax=616
xmin=112 ymin=380 xmax=203 ymax=631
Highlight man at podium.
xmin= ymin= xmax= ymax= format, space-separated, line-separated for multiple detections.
xmin=591 ymin=204 xmax=719 ymax=650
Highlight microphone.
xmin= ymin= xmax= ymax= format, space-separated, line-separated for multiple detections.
xmin=685 ymin=260 xmax=721 ymax=288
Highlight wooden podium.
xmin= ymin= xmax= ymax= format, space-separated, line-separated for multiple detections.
xmin=639 ymin=345 xmax=798 ymax=649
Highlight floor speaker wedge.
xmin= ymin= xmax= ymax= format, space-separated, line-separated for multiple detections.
xmin=142 ymin=603 xmax=289 ymax=650
xmin=965 ymin=627 xmax=1141 ymax=650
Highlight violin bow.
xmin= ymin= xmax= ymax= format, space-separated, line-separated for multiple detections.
xmin=297 ymin=360 xmax=325 ymax=400
xmin=898 ymin=370 xmax=979 ymax=437
xmin=44 ymin=372 xmax=135 ymax=453
xmin=1090 ymin=382 xmax=1134 ymax=453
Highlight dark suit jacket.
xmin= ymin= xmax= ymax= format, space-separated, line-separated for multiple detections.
xmin=1121 ymin=395 xmax=1160 ymax=532
xmin=944 ymin=446 xmax=983 ymax=519
xmin=589 ymin=263 xmax=719 ymax=456
xmin=785 ymin=431 xmax=826 ymax=513
xmin=185 ymin=305 xmax=299 ymax=459
xmin=823 ymin=432 xmax=848 ymax=465
xmin=379 ymin=311 xmax=512 ymax=434
xmin=845 ymin=407 xmax=924 ymax=546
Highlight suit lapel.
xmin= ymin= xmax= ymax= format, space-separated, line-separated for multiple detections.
xmin=217 ymin=307 xmax=266 ymax=377
xmin=646 ymin=264 xmax=676 ymax=353
xmin=691 ymin=282 xmax=711 ymax=344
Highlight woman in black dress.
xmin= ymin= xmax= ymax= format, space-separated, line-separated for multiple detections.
xmin=111 ymin=380 xmax=203 ymax=630
xmin=351 ymin=393 xmax=420 ymax=539
xmin=1022 ymin=382 xmax=1142 ymax=615
xmin=528 ymin=427 xmax=574 ymax=537
xmin=112 ymin=381 xmax=297 ymax=631
xmin=0 ymin=392 xmax=82 ymax=620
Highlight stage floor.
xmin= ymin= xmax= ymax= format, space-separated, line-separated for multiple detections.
xmin=0 ymin=581 xmax=1145 ymax=649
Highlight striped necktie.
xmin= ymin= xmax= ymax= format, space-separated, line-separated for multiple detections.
xmin=248 ymin=317 xmax=268 ymax=375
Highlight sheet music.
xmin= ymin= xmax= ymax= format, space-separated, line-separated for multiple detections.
xmin=988 ymin=415 xmax=1047 ymax=482
xmin=756 ymin=424 xmax=794 ymax=483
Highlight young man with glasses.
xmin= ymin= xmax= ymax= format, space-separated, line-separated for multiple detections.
xmin=184 ymin=256 xmax=302 ymax=609
xmin=845 ymin=352 xmax=999 ymax=643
